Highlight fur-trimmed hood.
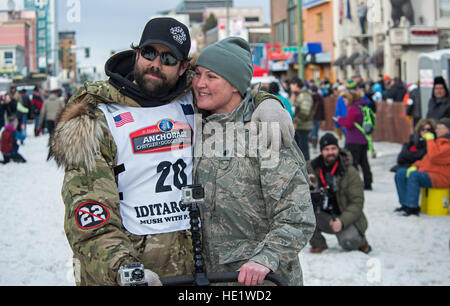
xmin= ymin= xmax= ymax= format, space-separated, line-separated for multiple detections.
xmin=48 ymin=81 xmax=120 ymax=170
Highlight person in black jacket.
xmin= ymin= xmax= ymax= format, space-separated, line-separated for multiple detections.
xmin=406 ymin=83 xmax=421 ymax=128
xmin=390 ymin=118 xmax=436 ymax=172
xmin=426 ymin=76 xmax=450 ymax=121
xmin=385 ymin=77 xmax=407 ymax=102
xmin=17 ymin=89 xmax=31 ymax=133
xmin=310 ymin=86 xmax=325 ymax=153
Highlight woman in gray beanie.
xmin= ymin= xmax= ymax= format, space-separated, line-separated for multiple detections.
xmin=192 ymin=37 xmax=315 ymax=286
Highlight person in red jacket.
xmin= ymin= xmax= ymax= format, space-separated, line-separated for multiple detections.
xmin=394 ymin=117 xmax=450 ymax=216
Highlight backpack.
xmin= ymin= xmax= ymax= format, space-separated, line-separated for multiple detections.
xmin=1 ymin=129 xmax=14 ymax=154
xmin=354 ymin=105 xmax=376 ymax=135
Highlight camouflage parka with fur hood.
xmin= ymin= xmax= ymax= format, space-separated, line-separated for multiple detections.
xmin=49 ymin=50 xmax=287 ymax=286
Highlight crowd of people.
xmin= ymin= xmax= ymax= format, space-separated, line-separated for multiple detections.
xmin=0 ymin=84 xmax=69 ymax=164
xmin=1 ymin=16 xmax=449 ymax=286
xmin=275 ymin=72 xmax=450 ymax=220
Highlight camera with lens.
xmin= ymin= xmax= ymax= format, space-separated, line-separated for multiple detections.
xmin=118 ymin=262 xmax=148 ymax=286
xmin=310 ymin=187 xmax=327 ymax=213
xmin=181 ymin=184 xmax=204 ymax=207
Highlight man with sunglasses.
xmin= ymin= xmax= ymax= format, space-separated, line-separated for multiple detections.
xmin=49 ymin=17 xmax=294 ymax=286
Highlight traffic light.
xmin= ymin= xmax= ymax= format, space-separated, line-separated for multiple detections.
xmin=85 ymin=48 xmax=90 ymax=58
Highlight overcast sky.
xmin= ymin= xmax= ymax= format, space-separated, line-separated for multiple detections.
xmin=57 ymin=0 xmax=270 ymax=75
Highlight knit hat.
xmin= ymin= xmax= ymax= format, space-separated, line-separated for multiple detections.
xmin=138 ymin=17 xmax=191 ymax=60
xmin=438 ymin=117 xmax=450 ymax=131
xmin=433 ymin=76 xmax=449 ymax=98
xmin=320 ymin=133 xmax=339 ymax=151
xmin=346 ymin=79 xmax=357 ymax=90
xmin=195 ymin=37 xmax=254 ymax=97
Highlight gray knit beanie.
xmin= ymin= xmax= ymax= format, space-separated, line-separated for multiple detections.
xmin=195 ymin=37 xmax=254 ymax=97
xmin=438 ymin=117 xmax=450 ymax=130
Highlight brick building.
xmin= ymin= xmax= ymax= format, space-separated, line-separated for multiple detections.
xmin=270 ymin=0 xmax=335 ymax=82
xmin=58 ymin=31 xmax=76 ymax=83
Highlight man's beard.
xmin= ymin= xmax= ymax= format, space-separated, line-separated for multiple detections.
xmin=323 ymin=154 xmax=338 ymax=166
xmin=134 ymin=65 xmax=178 ymax=99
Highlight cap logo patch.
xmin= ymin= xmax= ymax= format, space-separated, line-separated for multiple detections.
xmin=170 ymin=26 xmax=187 ymax=45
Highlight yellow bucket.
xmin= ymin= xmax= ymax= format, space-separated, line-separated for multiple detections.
xmin=420 ymin=188 xmax=428 ymax=213
xmin=420 ymin=188 xmax=450 ymax=216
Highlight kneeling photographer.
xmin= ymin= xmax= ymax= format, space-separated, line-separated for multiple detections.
xmin=307 ymin=133 xmax=371 ymax=254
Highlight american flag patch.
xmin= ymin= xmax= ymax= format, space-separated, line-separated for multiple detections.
xmin=114 ymin=112 xmax=134 ymax=127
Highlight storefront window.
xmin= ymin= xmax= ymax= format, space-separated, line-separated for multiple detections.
xmin=440 ymin=0 xmax=450 ymax=17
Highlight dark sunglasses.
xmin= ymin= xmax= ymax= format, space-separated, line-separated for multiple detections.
xmin=420 ymin=128 xmax=432 ymax=132
xmin=140 ymin=46 xmax=178 ymax=66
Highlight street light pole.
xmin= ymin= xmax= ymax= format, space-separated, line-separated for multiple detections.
xmin=297 ymin=0 xmax=304 ymax=80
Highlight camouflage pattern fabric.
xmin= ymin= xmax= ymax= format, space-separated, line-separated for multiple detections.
xmin=55 ymin=81 xmax=194 ymax=285
xmin=193 ymin=92 xmax=316 ymax=286
xmin=291 ymin=89 xmax=314 ymax=131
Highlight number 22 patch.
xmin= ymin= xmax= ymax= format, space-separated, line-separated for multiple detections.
xmin=75 ymin=201 xmax=110 ymax=230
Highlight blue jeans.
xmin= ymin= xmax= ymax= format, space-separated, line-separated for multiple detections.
xmin=395 ymin=168 xmax=432 ymax=208
xmin=311 ymin=120 xmax=321 ymax=139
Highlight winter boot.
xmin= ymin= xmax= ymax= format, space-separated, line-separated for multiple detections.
xmin=394 ymin=205 xmax=406 ymax=213
xmin=359 ymin=241 xmax=372 ymax=254
xmin=310 ymin=245 xmax=328 ymax=254
xmin=401 ymin=206 xmax=420 ymax=217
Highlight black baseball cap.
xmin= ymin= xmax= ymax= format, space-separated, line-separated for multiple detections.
xmin=138 ymin=17 xmax=191 ymax=61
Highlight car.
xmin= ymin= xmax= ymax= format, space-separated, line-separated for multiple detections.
xmin=250 ymin=76 xmax=289 ymax=99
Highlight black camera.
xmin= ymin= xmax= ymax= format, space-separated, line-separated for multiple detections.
xmin=311 ymin=187 xmax=335 ymax=214
xmin=310 ymin=187 xmax=327 ymax=212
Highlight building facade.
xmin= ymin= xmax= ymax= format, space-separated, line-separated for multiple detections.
xmin=0 ymin=44 xmax=25 ymax=75
xmin=270 ymin=0 xmax=335 ymax=82
xmin=58 ymin=31 xmax=76 ymax=83
xmin=0 ymin=16 xmax=33 ymax=75
xmin=176 ymin=0 xmax=233 ymax=23
xmin=0 ymin=0 xmax=57 ymax=75
xmin=333 ymin=0 xmax=450 ymax=84
xmin=270 ymin=0 xmax=450 ymax=85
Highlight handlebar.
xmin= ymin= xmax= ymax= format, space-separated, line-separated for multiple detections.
xmin=161 ymin=272 xmax=288 ymax=286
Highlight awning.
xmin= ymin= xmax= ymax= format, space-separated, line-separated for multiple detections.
xmin=344 ymin=52 xmax=360 ymax=65
xmin=370 ymin=49 xmax=384 ymax=67
xmin=269 ymin=60 xmax=289 ymax=71
xmin=306 ymin=42 xmax=323 ymax=54
xmin=305 ymin=52 xmax=332 ymax=64
xmin=354 ymin=53 xmax=370 ymax=65
xmin=333 ymin=54 xmax=347 ymax=66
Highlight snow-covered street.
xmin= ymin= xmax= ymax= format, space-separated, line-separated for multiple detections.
xmin=0 ymin=127 xmax=449 ymax=286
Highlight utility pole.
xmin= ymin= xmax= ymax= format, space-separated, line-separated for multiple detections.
xmin=297 ymin=0 xmax=304 ymax=80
